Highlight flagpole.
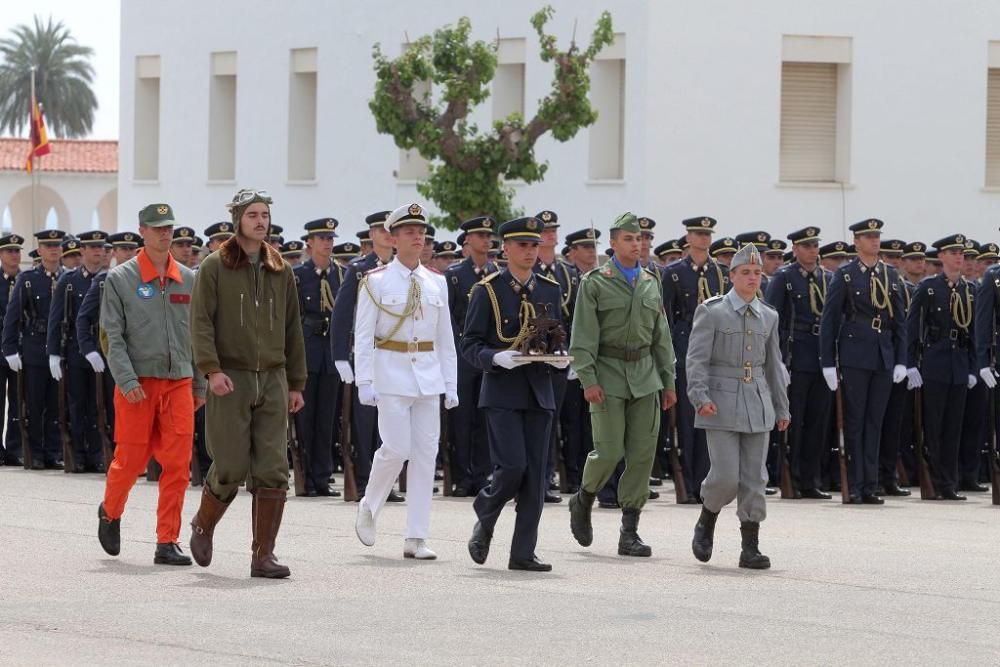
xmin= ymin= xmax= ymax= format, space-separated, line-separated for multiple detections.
xmin=30 ymin=66 xmax=37 ymax=239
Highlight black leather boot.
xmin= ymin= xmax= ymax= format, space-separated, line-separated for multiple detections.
xmin=617 ymin=508 xmax=651 ymax=557
xmin=738 ymin=521 xmax=771 ymax=569
xmin=97 ymin=503 xmax=120 ymax=556
xmin=568 ymin=489 xmax=596 ymax=547
xmin=691 ymin=507 xmax=719 ymax=562
xmin=154 ymin=542 xmax=193 ymax=566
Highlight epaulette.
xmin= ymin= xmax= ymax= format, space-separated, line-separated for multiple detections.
xmin=702 ymin=294 xmax=726 ymax=306
xmin=364 ymin=265 xmax=388 ymax=277
xmin=537 ymin=273 xmax=560 ymax=286
xmin=478 ymin=271 xmax=500 ymax=285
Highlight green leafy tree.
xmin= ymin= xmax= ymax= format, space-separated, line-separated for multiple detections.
xmin=370 ymin=6 xmax=614 ymax=229
xmin=0 ymin=15 xmax=98 ymax=138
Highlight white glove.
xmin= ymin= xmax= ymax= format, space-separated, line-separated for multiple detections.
xmin=979 ymin=367 xmax=997 ymax=389
xmin=444 ymin=390 xmax=459 ymax=410
xmin=335 ymin=360 xmax=354 ymax=384
xmin=567 ymin=367 xmax=578 ymax=381
xmin=822 ymin=367 xmax=838 ymax=392
xmin=48 ymin=355 xmax=63 ymax=381
xmin=906 ymin=367 xmax=923 ymax=390
xmin=545 ymin=351 xmax=571 ymax=370
xmin=892 ymin=364 xmax=907 ymax=384
xmin=358 ymin=383 xmax=378 ymax=406
xmin=968 ymin=374 xmax=977 ymax=390
xmin=493 ymin=350 xmax=530 ymax=370
xmin=85 ymin=351 xmax=106 ymax=373
xmin=5 ymin=354 xmax=21 ymax=373
xmin=780 ymin=364 xmax=791 ymax=387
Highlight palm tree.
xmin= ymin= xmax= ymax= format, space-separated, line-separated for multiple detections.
xmin=0 ymin=15 xmax=97 ymax=138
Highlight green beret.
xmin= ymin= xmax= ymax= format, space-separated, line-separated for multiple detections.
xmin=611 ymin=212 xmax=640 ymax=233
xmin=138 ymin=203 xmax=176 ymax=227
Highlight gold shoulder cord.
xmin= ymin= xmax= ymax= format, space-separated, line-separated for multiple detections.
xmin=808 ymin=272 xmax=827 ymax=317
xmin=951 ymin=280 xmax=973 ymax=330
xmin=556 ymin=263 xmax=571 ymax=318
xmin=900 ymin=277 xmax=911 ymax=312
xmin=484 ymin=280 xmax=535 ymax=350
xmin=360 ymin=275 xmax=422 ymax=345
xmin=696 ymin=263 xmax=726 ymax=304
xmin=869 ymin=265 xmax=894 ymax=317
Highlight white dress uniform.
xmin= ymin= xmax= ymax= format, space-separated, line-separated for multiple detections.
xmin=354 ymin=256 xmax=458 ymax=543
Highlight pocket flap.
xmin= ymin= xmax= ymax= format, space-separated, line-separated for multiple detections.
xmin=708 ymin=377 xmax=739 ymax=392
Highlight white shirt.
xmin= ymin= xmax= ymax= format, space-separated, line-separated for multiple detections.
xmin=354 ymin=258 xmax=457 ymax=397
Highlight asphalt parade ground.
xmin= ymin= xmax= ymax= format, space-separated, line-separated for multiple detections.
xmin=1 ymin=467 xmax=998 ymax=665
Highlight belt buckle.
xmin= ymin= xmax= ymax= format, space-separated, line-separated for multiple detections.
xmin=811 ymin=323 xmax=821 ymax=336
xmin=743 ymin=362 xmax=753 ymax=383
xmin=407 ymin=341 xmax=418 ymax=354
xmin=871 ymin=315 xmax=882 ymax=333
xmin=949 ymin=329 xmax=958 ymax=341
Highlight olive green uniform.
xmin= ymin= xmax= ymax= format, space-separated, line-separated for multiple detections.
xmin=570 ymin=253 xmax=676 ymax=510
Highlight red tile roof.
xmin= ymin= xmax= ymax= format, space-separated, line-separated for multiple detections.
xmin=0 ymin=138 xmax=117 ymax=173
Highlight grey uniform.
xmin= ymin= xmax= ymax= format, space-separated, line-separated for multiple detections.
xmin=685 ymin=290 xmax=790 ymax=522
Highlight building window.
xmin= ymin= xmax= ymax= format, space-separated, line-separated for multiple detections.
xmin=288 ymin=48 xmax=317 ymax=182
xmin=134 ymin=55 xmax=161 ymax=181
xmin=209 ymin=51 xmax=237 ymax=181
xmin=779 ymin=35 xmax=852 ymax=183
xmin=588 ymin=33 xmax=626 ymax=181
xmin=985 ymin=42 xmax=1000 ymax=187
xmin=493 ymin=38 xmax=526 ymax=122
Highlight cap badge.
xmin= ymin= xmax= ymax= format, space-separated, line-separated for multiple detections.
xmin=157 ymin=206 xmax=168 ymax=215
xmin=408 ymin=204 xmax=422 ymax=216
xmin=540 ymin=211 xmax=553 ymax=222
xmin=526 ymin=218 xmax=539 ymax=231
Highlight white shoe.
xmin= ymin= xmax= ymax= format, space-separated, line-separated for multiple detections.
xmin=403 ymin=538 xmax=437 ymax=560
xmin=355 ymin=501 xmax=376 ymax=547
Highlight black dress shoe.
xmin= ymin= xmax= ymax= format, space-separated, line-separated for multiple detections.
xmin=764 ymin=487 xmax=778 ymax=496
xmin=566 ymin=484 xmax=580 ymax=494
xmin=98 ymin=503 xmax=120 ymax=556
xmin=5 ymin=456 xmax=23 ymax=467
xmin=861 ymin=495 xmax=884 ymax=505
xmin=45 ymin=461 xmax=62 ymax=470
xmin=847 ymin=494 xmax=862 ymax=505
xmin=960 ymin=482 xmax=989 ymax=493
xmin=72 ymin=464 xmax=87 ymax=474
xmin=315 ymin=486 xmax=341 ymax=497
xmin=548 ymin=481 xmax=559 ymax=492
xmin=304 ymin=489 xmax=318 ymax=497
xmin=648 ymin=489 xmax=660 ymax=500
xmin=544 ymin=490 xmax=562 ymax=503
xmin=508 ymin=555 xmax=552 ymax=572
xmin=154 ymin=542 xmax=193 ymax=566
xmin=649 ymin=477 xmax=663 ymax=487
xmin=679 ymin=497 xmax=700 ymax=505
xmin=882 ymin=483 xmax=911 ymax=497
xmin=598 ymin=499 xmax=620 ymax=509
xmin=386 ymin=490 xmax=405 ymax=503
xmin=31 ymin=461 xmax=45 ymax=471
xmin=467 ymin=521 xmax=492 ymax=565
xmin=451 ymin=485 xmax=469 ymax=498
xmin=800 ymin=488 xmax=832 ymax=500
xmin=939 ymin=489 xmax=967 ymax=501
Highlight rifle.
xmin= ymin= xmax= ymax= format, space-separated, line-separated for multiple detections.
xmin=913 ymin=300 xmax=936 ymax=499
xmin=57 ymin=283 xmax=75 ymax=473
xmin=339 ymin=383 xmax=359 ymax=502
xmin=94 ymin=371 xmax=115 ymax=472
xmin=399 ymin=461 xmax=407 ymax=493
xmin=989 ymin=383 xmax=1000 ymax=506
xmin=288 ymin=415 xmax=307 ymax=496
xmin=16 ymin=279 xmax=33 ymax=470
xmin=667 ymin=405 xmax=689 ymax=504
xmin=554 ymin=417 xmax=570 ymax=494
xmin=834 ymin=384 xmax=851 ymax=504
xmin=895 ymin=454 xmax=911 ymax=488
xmin=777 ymin=298 xmax=796 ymax=499
xmin=439 ymin=400 xmax=452 ymax=496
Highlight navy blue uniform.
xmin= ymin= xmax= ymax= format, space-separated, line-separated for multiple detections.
xmin=75 ymin=271 xmax=119 ymax=469
xmin=908 ymin=274 xmax=977 ymax=494
xmin=1 ymin=266 xmax=63 ymax=465
xmin=445 ymin=256 xmax=498 ymax=493
xmin=332 ymin=252 xmax=386 ymax=493
xmin=765 ymin=262 xmax=834 ymax=492
xmin=49 ymin=267 xmax=100 ymax=468
xmin=0 ymin=271 xmax=22 ymax=463
xmin=878 ymin=274 xmax=915 ymax=490
xmin=820 ymin=258 xmax=907 ymax=498
xmin=461 ymin=270 xmax=561 ymax=560
xmin=661 ymin=255 xmax=729 ymax=498
xmin=972 ymin=265 xmax=1000 ymax=486
xmin=293 ymin=258 xmax=343 ymax=492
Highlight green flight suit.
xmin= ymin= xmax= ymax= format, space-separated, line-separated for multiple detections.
xmin=570 ymin=260 xmax=676 ymax=509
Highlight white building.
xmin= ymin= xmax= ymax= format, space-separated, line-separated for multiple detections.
xmin=119 ymin=0 xmax=1000 ymax=246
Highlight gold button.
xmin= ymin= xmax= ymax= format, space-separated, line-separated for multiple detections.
xmin=746 ymin=330 xmax=752 ymax=334
xmin=746 ymin=345 xmax=752 ymax=351
xmin=744 ymin=361 xmax=751 ymax=367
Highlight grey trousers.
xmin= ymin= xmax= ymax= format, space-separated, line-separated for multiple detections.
xmin=701 ymin=429 xmax=768 ymax=522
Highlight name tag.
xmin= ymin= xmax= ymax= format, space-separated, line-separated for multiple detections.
xmin=170 ymin=293 xmax=191 ymax=304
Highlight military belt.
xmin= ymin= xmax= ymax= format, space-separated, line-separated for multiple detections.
xmin=708 ymin=364 xmax=759 ymax=383
xmin=376 ymin=340 xmax=434 ymax=353
xmin=302 ymin=315 xmax=330 ymax=337
xmin=792 ymin=321 xmax=821 ymax=336
xmin=598 ymin=345 xmax=650 ymax=361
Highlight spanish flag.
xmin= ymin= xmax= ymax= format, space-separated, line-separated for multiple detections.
xmin=25 ymin=97 xmax=51 ymax=173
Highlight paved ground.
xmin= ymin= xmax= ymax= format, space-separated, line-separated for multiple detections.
xmin=1 ymin=467 xmax=998 ymax=666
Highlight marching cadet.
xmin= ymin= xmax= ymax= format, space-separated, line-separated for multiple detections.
xmin=170 ymin=226 xmax=196 ymax=267
xmin=974 ymin=236 xmax=1000 ymax=487
xmin=764 ymin=227 xmax=832 ymax=499
xmin=653 ymin=239 xmax=683 ymax=268
xmin=464 ymin=216 xmax=568 ymax=572
xmin=880 ymin=239 xmax=905 ymax=269
xmin=533 ymin=210 xmax=578 ymax=502
xmin=353 ymin=203 xmax=458 ymax=559
xmin=267 ymin=224 xmax=284 ymax=250
xmin=819 ymin=241 xmax=849 ymax=273
xmin=48 ymin=230 xmax=108 ymax=472
xmin=568 ymin=213 xmax=677 ymax=557
xmin=709 ymin=237 xmax=738 ymax=267
xmin=962 ymin=240 xmax=982 ymax=281
xmin=333 ymin=242 xmax=359 ymax=273
xmin=421 ymin=225 xmax=436 ymax=265
xmin=293 ymin=217 xmax=343 ymax=497
xmin=2 ymin=229 xmax=67 ymax=469
xmin=432 ymin=240 xmax=459 ymax=272
xmin=76 ymin=232 xmax=141 ymax=471
xmin=204 ymin=221 xmax=234 ymax=254
xmin=636 ymin=216 xmax=657 ymax=273
xmin=906 ymin=234 xmax=977 ymax=500
xmin=61 ymin=238 xmax=82 ymax=271
xmin=0 ymin=233 xmax=24 ymax=466
xmin=445 ymin=216 xmax=499 ymax=496
xmin=925 ymin=249 xmax=942 ymax=277
xmin=357 ymin=228 xmax=373 ymax=256
xmin=688 ymin=242 xmax=790 ymax=569
xmin=662 ymin=216 xmax=729 ymax=502
xmin=281 ymin=240 xmax=304 ymax=267
xmin=763 ymin=240 xmax=787 ymax=281
xmin=332 ymin=212 xmax=401 ymax=501
xmin=820 ymin=219 xmax=908 ymax=504
xmin=900 ymin=242 xmax=928 ymax=285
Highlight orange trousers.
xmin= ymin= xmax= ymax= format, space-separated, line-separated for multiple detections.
xmin=103 ymin=377 xmax=194 ymax=544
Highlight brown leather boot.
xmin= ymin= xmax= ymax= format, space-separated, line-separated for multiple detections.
xmin=250 ymin=487 xmax=291 ymax=579
xmin=189 ymin=485 xmax=231 ymax=567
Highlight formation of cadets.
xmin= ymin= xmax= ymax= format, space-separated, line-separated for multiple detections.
xmin=2 ymin=212 xmax=998 ymax=510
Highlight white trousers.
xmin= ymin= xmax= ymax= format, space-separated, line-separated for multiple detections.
xmin=361 ymin=393 xmax=440 ymax=539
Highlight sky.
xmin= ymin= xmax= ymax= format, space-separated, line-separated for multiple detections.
xmin=2 ymin=0 xmax=120 ymax=139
